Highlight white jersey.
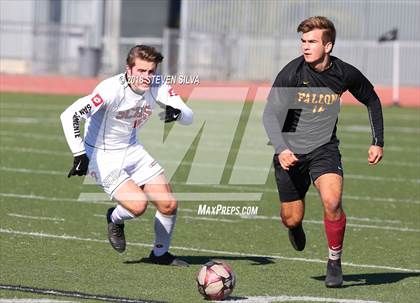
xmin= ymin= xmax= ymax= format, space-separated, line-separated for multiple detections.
xmin=60 ymin=73 xmax=193 ymax=155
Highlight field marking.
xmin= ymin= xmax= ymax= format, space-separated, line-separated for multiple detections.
xmin=0 ymin=103 xmax=66 ymax=111
xmin=0 ymin=193 xmax=113 ymax=205
xmin=183 ymin=212 xmax=419 ymax=233
xmin=0 ymin=146 xmax=66 ymax=156
xmin=225 ymin=295 xmax=384 ymax=303
xmin=181 ymin=215 xmax=237 ymax=223
xmin=1 ymin=100 xmax=419 ymax=120
xmin=0 ymin=284 xmax=163 ymax=303
xmin=2 ymin=145 xmax=420 ymax=168
xmin=0 ymin=300 xmax=77 ymax=303
xmin=1 ymin=164 xmax=420 ymax=185
xmin=171 ymin=182 xmax=420 ymax=205
xmin=0 ymin=166 xmax=63 ymax=176
xmin=1 ymin=228 xmax=419 ymax=273
xmin=8 ymin=213 xmax=65 ymax=222
xmin=1 ymin=177 xmax=420 ymax=206
xmin=345 ymin=216 xmax=400 ymax=224
xmin=0 ymin=131 xmax=64 ymax=141
xmin=2 ymin=192 xmax=418 ymax=231
xmin=1 ymin=128 xmax=420 ymax=153
xmin=341 ymin=143 xmax=420 ymax=153
xmin=0 ymin=117 xmax=58 ymax=124
xmin=340 ymin=125 xmax=420 ymax=135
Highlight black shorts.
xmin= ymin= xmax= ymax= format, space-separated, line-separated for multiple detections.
xmin=273 ymin=141 xmax=343 ymax=202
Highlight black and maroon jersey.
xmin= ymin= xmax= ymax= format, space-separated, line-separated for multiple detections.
xmin=263 ymin=55 xmax=384 ymax=154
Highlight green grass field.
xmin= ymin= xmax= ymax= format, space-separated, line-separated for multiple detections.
xmin=0 ymin=92 xmax=419 ymax=303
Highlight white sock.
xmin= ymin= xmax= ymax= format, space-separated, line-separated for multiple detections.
xmin=111 ymin=205 xmax=135 ymax=224
xmin=153 ymin=211 xmax=176 ymax=257
xmin=329 ymin=248 xmax=342 ymax=260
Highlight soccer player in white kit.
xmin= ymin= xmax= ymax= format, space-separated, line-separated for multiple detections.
xmin=60 ymin=45 xmax=193 ymax=266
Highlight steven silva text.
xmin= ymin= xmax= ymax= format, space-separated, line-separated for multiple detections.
xmin=197 ymin=204 xmax=259 ymax=216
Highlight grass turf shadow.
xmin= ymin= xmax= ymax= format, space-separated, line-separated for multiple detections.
xmin=311 ymin=272 xmax=420 ymax=287
xmin=124 ymin=255 xmax=275 ymax=266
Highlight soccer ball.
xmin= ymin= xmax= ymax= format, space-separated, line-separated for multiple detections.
xmin=196 ymin=260 xmax=236 ymax=300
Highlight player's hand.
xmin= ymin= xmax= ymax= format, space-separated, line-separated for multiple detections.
xmin=67 ymin=153 xmax=89 ymax=178
xmin=368 ymin=145 xmax=383 ymax=165
xmin=278 ymin=149 xmax=298 ymax=171
xmin=159 ymin=105 xmax=181 ymax=123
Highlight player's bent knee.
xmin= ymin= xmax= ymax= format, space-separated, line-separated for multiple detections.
xmin=322 ymin=197 xmax=342 ymax=214
xmin=125 ymin=203 xmax=148 ymax=217
xmin=281 ymin=214 xmax=302 ymax=229
xmin=157 ymin=199 xmax=177 ymax=216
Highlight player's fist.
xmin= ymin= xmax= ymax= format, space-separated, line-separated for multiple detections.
xmin=368 ymin=145 xmax=383 ymax=165
xmin=278 ymin=149 xmax=299 ymax=171
xmin=159 ymin=105 xmax=181 ymax=123
xmin=68 ymin=153 xmax=89 ymax=178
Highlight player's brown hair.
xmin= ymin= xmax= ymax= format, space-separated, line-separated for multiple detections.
xmin=297 ymin=16 xmax=336 ymax=47
xmin=126 ymin=45 xmax=164 ymax=67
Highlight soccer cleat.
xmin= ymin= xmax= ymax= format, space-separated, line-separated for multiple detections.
xmin=106 ymin=207 xmax=126 ymax=253
xmin=288 ymin=223 xmax=306 ymax=251
xmin=325 ymin=259 xmax=343 ymax=288
xmin=149 ymin=251 xmax=189 ymax=267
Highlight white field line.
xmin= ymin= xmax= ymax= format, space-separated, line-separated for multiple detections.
xmin=1 ymin=146 xmax=420 ymax=171
xmin=340 ymin=125 xmax=420 ymax=134
xmin=181 ymin=215 xmax=237 ymax=223
xmin=338 ymin=131 xmax=419 ymax=144
xmin=1 ymin=228 xmax=419 ymax=273
xmin=178 ymin=208 xmax=401 ymax=224
xmin=7 ymin=213 xmax=65 ymax=222
xmin=0 ymin=146 xmax=66 ymax=156
xmin=0 ymin=166 xmax=63 ymax=176
xmin=0 ymin=173 xmax=420 ymax=204
xmin=223 ymin=295 xmax=385 ymax=303
xmin=0 ymin=192 xmax=414 ymax=232
xmin=0 ymin=300 xmax=77 ymax=303
xmin=1 ymin=164 xmax=420 ymax=185
xmin=0 ymin=131 xmax=64 ymax=141
xmin=0 ymin=103 xmax=66 ymax=111
xmin=345 ymin=216 xmax=401 ymax=224
xmin=0 ymin=117 xmax=58 ymax=124
xmin=1 ymin=145 xmax=419 ymax=168
xmin=1 ymin=128 xmax=419 ymax=153
xmin=1 ymin=100 xmax=419 ymax=118
xmin=340 ymin=143 xmax=420 ymax=153
xmin=1 ymin=101 xmax=419 ymax=120
xmin=173 ymin=181 xmax=420 ymax=204
xmin=178 ymin=207 xmax=402 ymax=224
xmin=0 ymin=193 xmax=113 ymax=205
xmin=184 ymin=212 xmax=419 ymax=233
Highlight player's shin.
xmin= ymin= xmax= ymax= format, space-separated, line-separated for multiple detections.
xmin=153 ymin=210 xmax=176 ymax=257
xmin=324 ymin=211 xmax=346 ymax=260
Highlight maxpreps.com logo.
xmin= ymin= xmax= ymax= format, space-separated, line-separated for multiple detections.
xmin=91 ymin=94 xmax=104 ymax=107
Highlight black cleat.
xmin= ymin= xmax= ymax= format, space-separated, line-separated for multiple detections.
xmin=325 ymin=259 xmax=343 ymax=288
xmin=288 ymin=223 xmax=306 ymax=251
xmin=149 ymin=251 xmax=189 ymax=267
xmin=106 ymin=207 xmax=126 ymax=253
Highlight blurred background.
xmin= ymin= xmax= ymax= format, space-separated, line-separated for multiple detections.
xmin=0 ymin=0 xmax=419 ymax=87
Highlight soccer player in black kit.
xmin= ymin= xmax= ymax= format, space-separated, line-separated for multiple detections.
xmin=263 ymin=16 xmax=384 ymax=287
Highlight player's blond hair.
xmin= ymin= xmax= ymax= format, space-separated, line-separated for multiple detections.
xmin=297 ymin=16 xmax=336 ymax=47
xmin=126 ymin=45 xmax=164 ymax=67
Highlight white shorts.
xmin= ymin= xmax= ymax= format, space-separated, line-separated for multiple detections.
xmin=86 ymin=144 xmax=164 ymax=198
